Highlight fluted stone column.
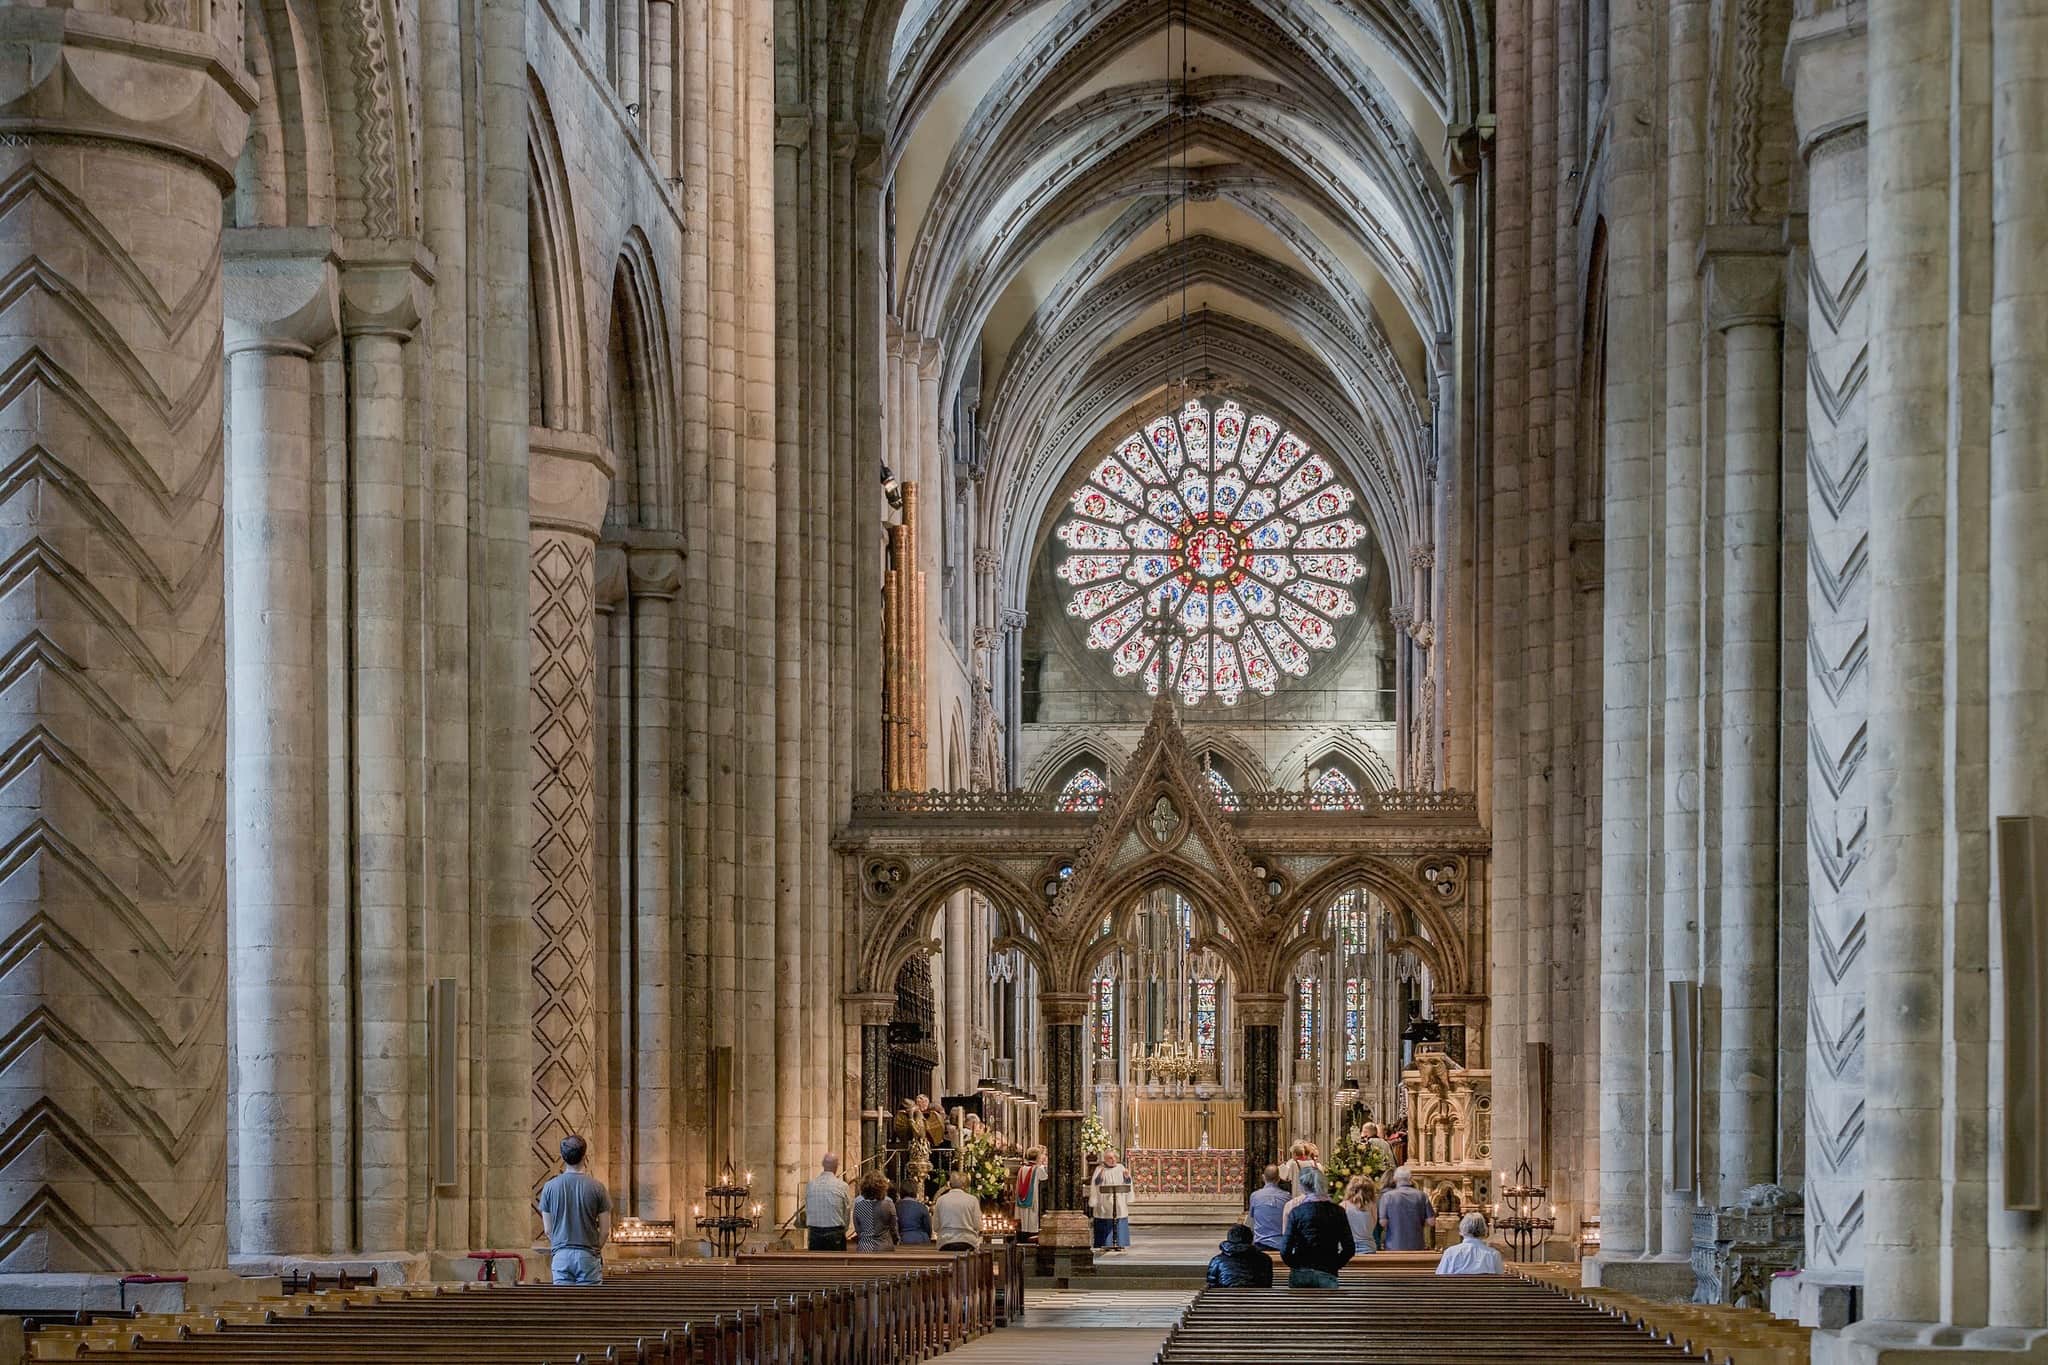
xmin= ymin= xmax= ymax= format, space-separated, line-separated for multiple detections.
xmin=528 ymin=433 xmax=615 ymax=1204
xmin=224 ymin=229 xmax=339 ymax=1257
xmin=0 ymin=8 xmax=251 ymax=1275
xmin=341 ymin=255 xmax=431 ymax=1251
xmin=1706 ymin=238 xmax=1787 ymax=1204
xmin=1789 ymin=4 xmax=1871 ymax=1303
xmin=1238 ymin=994 xmax=1285 ymax=1201
xmin=628 ymin=542 xmax=680 ymax=1218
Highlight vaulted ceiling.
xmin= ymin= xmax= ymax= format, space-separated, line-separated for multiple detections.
xmin=861 ymin=0 xmax=1488 ymax=610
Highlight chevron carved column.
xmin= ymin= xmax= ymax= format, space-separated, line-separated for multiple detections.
xmin=0 ymin=13 xmax=252 ymax=1272
xmin=1790 ymin=3 xmax=1870 ymax=1295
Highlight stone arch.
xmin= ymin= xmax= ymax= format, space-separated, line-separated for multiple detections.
xmin=1060 ymin=856 xmax=1267 ymax=994
xmin=1273 ymin=737 xmax=1397 ymax=793
xmin=528 ymin=76 xmax=589 ymax=433
xmin=316 ymin=0 xmax=418 ymax=240
xmin=1026 ymin=737 xmax=1124 ymax=795
xmin=860 ymin=859 xmax=1050 ymax=995
xmin=1192 ymin=732 xmax=1271 ymax=792
xmin=1072 ymin=872 xmax=1255 ymax=994
xmin=1281 ymin=858 xmax=1471 ymax=995
xmin=603 ymin=230 xmax=675 ymax=528
xmin=235 ymin=0 xmax=337 ymax=228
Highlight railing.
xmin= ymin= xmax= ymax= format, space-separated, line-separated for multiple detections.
xmin=850 ymin=787 xmax=1479 ymax=819
xmin=1021 ymin=686 xmax=1398 ymax=726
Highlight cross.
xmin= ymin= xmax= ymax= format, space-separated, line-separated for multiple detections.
xmin=1197 ymin=1099 xmax=1213 ymax=1150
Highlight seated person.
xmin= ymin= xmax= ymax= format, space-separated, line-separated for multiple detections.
xmin=1247 ymin=1165 xmax=1289 ymax=1251
xmin=1280 ymin=1169 xmax=1355 ymax=1288
xmin=1205 ymin=1224 xmax=1275 ymax=1287
xmin=1435 ymin=1212 xmax=1507 ymax=1275
xmin=896 ymin=1184 xmax=933 ymax=1244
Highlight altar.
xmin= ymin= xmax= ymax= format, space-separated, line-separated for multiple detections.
xmin=1127 ymin=1146 xmax=1243 ymax=1196
xmin=1130 ymin=1096 xmax=1243 ymax=1150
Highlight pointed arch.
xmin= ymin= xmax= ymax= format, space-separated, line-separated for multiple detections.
xmin=528 ymin=75 xmax=589 ymax=434
xmin=604 ymin=229 xmax=676 ymax=529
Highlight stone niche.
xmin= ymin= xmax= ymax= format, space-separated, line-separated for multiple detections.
xmin=1690 ymin=1184 xmax=1803 ymax=1307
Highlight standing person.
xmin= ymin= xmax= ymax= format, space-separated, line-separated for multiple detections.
xmin=1436 ymin=1213 xmax=1506 ymax=1275
xmin=1341 ymin=1175 xmax=1379 ymax=1251
xmin=1089 ymin=1149 xmax=1133 ymax=1252
xmin=536 ymin=1134 xmax=613 ymax=1285
xmin=1247 ymin=1165 xmax=1289 ymax=1251
xmin=1015 ymin=1147 xmax=1048 ymax=1241
xmin=1377 ymin=1166 xmax=1435 ymax=1251
xmin=1363 ymin=1123 xmax=1395 ymax=1171
xmin=1388 ymin=1120 xmax=1409 ymax=1168
xmin=934 ymin=1172 xmax=984 ymax=1250
xmin=1279 ymin=1140 xmax=1323 ymax=1197
xmin=803 ymin=1153 xmax=854 ymax=1251
xmin=897 ymin=1181 xmax=933 ymax=1244
xmin=1205 ymin=1224 xmax=1275 ymax=1287
xmin=1279 ymin=1169 xmax=1355 ymax=1287
xmin=852 ymin=1172 xmax=899 ymax=1252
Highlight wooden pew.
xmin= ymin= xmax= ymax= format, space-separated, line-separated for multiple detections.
xmin=1514 ymin=1267 xmax=1812 ymax=1365
xmin=1154 ymin=1276 xmax=1715 ymax=1364
xmin=23 ymin=1256 xmax=996 ymax=1364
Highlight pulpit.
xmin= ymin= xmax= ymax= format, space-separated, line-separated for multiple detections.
xmin=1400 ymin=1042 xmax=1493 ymax=1236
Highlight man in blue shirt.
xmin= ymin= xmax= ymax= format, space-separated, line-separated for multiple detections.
xmin=536 ymin=1134 xmax=612 ymax=1284
xmin=1247 ymin=1165 xmax=1289 ymax=1251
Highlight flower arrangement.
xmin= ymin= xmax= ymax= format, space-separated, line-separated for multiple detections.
xmin=1079 ymin=1112 xmax=1113 ymax=1161
xmin=1324 ymin=1125 xmax=1392 ymax=1188
xmin=956 ymin=1131 xmax=1009 ymax=1203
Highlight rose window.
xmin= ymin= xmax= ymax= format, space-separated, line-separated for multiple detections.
xmin=1055 ymin=398 xmax=1370 ymax=704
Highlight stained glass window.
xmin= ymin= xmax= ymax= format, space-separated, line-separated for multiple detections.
xmin=1345 ymin=977 xmax=1365 ymax=1066
xmin=1310 ymin=766 xmax=1361 ymax=810
xmin=1336 ymin=896 xmax=1369 ymax=955
xmin=1055 ymin=398 xmax=1370 ymax=705
xmin=1204 ymin=764 xmax=1241 ymax=811
xmin=1195 ymin=978 xmax=1218 ymax=1057
xmin=1297 ymin=975 xmax=1319 ymax=1060
xmin=1093 ymin=976 xmax=1115 ymax=1058
xmin=1059 ymin=766 xmax=1107 ymax=811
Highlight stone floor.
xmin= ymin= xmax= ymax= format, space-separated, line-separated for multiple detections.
xmin=937 ymin=1288 xmax=1197 ymax=1363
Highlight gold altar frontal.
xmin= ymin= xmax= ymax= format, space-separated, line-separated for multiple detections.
xmin=1131 ymin=1097 xmax=1243 ymax=1150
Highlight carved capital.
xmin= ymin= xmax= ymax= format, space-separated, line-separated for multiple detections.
xmin=1409 ymin=543 xmax=1436 ymax=570
xmin=1234 ymin=993 xmax=1288 ymax=1030
xmin=224 ymin=226 xmax=340 ymax=358
xmin=624 ymin=529 xmax=686 ymax=599
xmin=340 ymin=241 xmax=435 ymax=340
xmin=973 ymin=546 xmax=1001 ymax=575
xmin=1444 ymin=120 xmax=1495 ymax=184
xmin=594 ymin=544 xmax=629 ymax=610
xmin=1041 ymin=992 xmax=1091 ymax=1027
xmin=0 ymin=10 xmax=257 ymax=185
xmin=1699 ymin=225 xmax=1787 ymax=332
xmin=1787 ymin=4 xmax=1868 ymax=161
xmin=1389 ymin=605 xmax=1415 ymax=630
xmin=846 ymin=992 xmax=897 ymax=1029
xmin=774 ymin=104 xmax=811 ymax=149
xmin=1000 ymin=608 xmax=1029 ymax=634
xmin=530 ymin=428 xmax=616 ymax=540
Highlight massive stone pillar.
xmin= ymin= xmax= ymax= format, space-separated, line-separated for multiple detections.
xmin=1237 ymin=994 xmax=1285 ymax=1200
xmin=224 ymin=230 xmax=339 ymax=1257
xmin=1856 ymin=0 xmax=1950 ymax=1330
xmin=0 ymin=8 xmax=250 ymax=1273
xmin=341 ymin=255 xmax=431 ymax=1251
xmin=1789 ymin=4 xmax=1871 ymax=1307
xmin=628 ymin=544 xmax=680 ymax=1218
xmin=1706 ymin=240 xmax=1787 ymax=1204
xmin=528 ymin=435 xmax=614 ymax=1203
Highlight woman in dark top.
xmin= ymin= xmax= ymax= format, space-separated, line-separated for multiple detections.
xmin=895 ymin=1180 xmax=933 ymax=1244
xmin=851 ymin=1172 xmax=899 ymax=1251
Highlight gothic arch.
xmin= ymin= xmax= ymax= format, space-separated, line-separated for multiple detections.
xmin=1282 ymin=858 xmax=1472 ymax=994
xmin=528 ymin=76 xmax=589 ymax=433
xmin=1025 ymin=735 xmax=1129 ymax=792
xmin=1271 ymin=736 xmax=1398 ymax=792
xmin=604 ymin=230 xmax=676 ymax=528
xmin=235 ymin=0 xmax=338 ymax=228
xmin=1074 ymin=874 xmax=1255 ymax=991
xmin=860 ymin=859 xmax=1049 ymax=994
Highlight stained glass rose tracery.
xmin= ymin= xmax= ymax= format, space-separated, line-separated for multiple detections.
xmin=1056 ymin=398 xmax=1370 ymax=705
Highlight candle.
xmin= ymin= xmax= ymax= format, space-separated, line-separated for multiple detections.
xmin=745 ymin=1170 xmax=754 ymax=1185
xmin=692 ymin=1204 xmax=702 ymax=1218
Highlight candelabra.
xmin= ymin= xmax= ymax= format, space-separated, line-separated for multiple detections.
xmin=1489 ymin=1158 xmax=1555 ymax=1263
xmin=1142 ymin=1035 xmax=1201 ymax=1090
xmin=692 ymin=1165 xmax=759 ymax=1257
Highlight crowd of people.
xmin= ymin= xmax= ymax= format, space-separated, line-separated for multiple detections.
xmin=1212 ymin=1154 xmax=1504 ymax=1287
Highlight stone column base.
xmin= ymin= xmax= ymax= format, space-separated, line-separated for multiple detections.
xmin=1814 ymin=1323 xmax=2048 ymax=1365
xmin=1585 ymin=1252 xmax=1697 ymax=1301
xmin=1034 ymin=1211 xmax=1095 ymax=1280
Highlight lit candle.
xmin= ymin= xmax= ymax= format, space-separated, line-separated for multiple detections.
xmin=745 ymin=1170 xmax=754 ymax=1186
xmin=692 ymin=1204 xmax=702 ymax=1219
xmin=752 ymin=1202 xmax=762 ymax=1217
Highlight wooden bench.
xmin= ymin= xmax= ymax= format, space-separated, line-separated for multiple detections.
xmin=1516 ymin=1265 xmax=1812 ymax=1365
xmin=1155 ymin=1276 xmax=1714 ymax=1364
xmin=24 ymin=1256 xmax=999 ymax=1364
